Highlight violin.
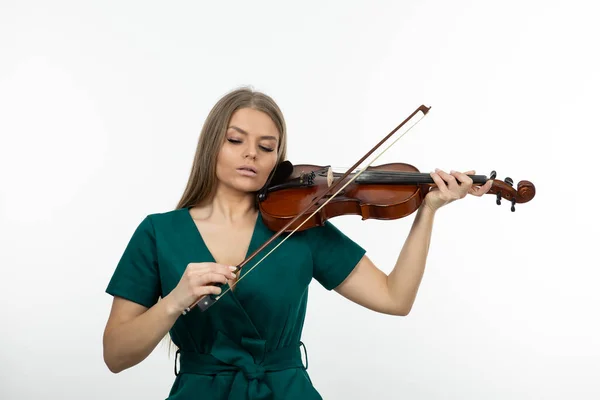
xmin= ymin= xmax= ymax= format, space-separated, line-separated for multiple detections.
xmin=256 ymin=161 xmax=535 ymax=233
xmin=184 ymin=105 xmax=536 ymax=314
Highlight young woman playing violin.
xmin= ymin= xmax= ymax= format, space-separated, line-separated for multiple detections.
xmin=103 ymin=87 xmax=493 ymax=399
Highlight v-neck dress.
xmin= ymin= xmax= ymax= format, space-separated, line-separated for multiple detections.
xmin=105 ymin=207 xmax=366 ymax=399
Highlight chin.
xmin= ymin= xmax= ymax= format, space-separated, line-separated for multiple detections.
xmin=230 ymin=176 xmax=267 ymax=193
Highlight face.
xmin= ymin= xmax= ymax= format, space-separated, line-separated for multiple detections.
xmin=215 ymin=107 xmax=280 ymax=194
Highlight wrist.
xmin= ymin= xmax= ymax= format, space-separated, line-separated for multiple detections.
xmin=162 ymin=293 xmax=184 ymax=317
xmin=420 ymin=201 xmax=438 ymax=217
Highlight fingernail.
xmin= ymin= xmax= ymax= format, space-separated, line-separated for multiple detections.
xmin=229 ymin=266 xmax=237 ymax=271
xmin=450 ymin=170 xmax=455 ymax=174
xmin=231 ymin=272 xmax=237 ymax=278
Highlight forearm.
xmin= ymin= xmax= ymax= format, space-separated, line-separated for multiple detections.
xmin=103 ymin=296 xmax=181 ymax=373
xmin=386 ymin=203 xmax=436 ymax=315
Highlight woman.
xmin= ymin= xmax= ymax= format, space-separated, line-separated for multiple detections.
xmin=103 ymin=87 xmax=492 ymax=399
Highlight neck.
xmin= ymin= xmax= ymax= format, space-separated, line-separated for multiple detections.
xmin=198 ymin=184 xmax=257 ymax=223
xmin=355 ymin=170 xmax=488 ymax=185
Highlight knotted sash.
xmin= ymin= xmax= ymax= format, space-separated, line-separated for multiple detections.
xmin=176 ymin=331 xmax=307 ymax=400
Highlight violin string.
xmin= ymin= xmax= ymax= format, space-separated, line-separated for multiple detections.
xmin=356 ymin=171 xmax=485 ymax=184
xmin=356 ymin=171 xmax=433 ymax=182
xmin=336 ymin=170 xmax=433 ymax=181
xmin=213 ymin=110 xmax=428 ymax=302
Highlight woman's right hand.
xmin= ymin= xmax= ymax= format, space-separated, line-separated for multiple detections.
xmin=165 ymin=262 xmax=237 ymax=314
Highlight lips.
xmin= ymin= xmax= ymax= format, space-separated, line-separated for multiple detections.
xmin=237 ymin=165 xmax=257 ymax=173
xmin=237 ymin=165 xmax=257 ymax=176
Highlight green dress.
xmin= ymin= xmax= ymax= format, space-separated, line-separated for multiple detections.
xmin=106 ymin=207 xmax=366 ymax=399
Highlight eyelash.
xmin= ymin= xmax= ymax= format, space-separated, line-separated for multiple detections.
xmin=227 ymin=138 xmax=274 ymax=152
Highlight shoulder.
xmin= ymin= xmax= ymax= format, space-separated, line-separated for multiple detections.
xmin=297 ymin=220 xmax=366 ymax=290
xmin=298 ymin=220 xmax=353 ymax=242
xmin=145 ymin=207 xmax=188 ymax=219
xmin=120 ymin=208 xmax=190 ymax=244
xmin=296 ymin=220 xmax=365 ymax=258
xmin=142 ymin=207 xmax=190 ymax=229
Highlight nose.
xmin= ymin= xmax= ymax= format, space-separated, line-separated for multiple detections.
xmin=244 ymin=147 xmax=257 ymax=160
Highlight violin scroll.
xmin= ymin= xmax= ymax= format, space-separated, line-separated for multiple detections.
xmin=487 ymin=170 xmax=536 ymax=212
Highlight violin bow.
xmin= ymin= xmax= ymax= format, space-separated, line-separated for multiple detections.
xmin=184 ymin=105 xmax=431 ymax=314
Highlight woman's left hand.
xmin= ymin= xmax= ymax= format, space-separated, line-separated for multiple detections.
xmin=424 ymin=169 xmax=493 ymax=213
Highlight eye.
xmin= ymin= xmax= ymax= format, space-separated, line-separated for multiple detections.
xmin=228 ymin=137 xmax=274 ymax=152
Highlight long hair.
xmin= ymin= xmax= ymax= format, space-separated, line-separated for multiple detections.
xmin=176 ymin=86 xmax=288 ymax=210
xmin=165 ymin=86 xmax=288 ymax=355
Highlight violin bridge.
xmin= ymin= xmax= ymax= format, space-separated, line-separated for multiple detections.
xmin=327 ymin=167 xmax=333 ymax=187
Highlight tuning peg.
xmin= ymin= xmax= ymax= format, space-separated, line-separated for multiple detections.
xmin=511 ymin=198 xmax=516 ymax=212
xmin=489 ymin=170 xmax=497 ymax=180
xmin=504 ymin=177 xmax=513 ymax=187
xmin=496 ymin=192 xmax=502 ymax=205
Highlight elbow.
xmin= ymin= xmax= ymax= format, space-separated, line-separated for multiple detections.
xmin=103 ymin=336 xmax=146 ymax=374
xmin=394 ymin=308 xmax=411 ymax=317
xmin=103 ymin=338 xmax=128 ymax=374
xmin=104 ymin=354 xmax=131 ymax=374
xmin=104 ymin=351 xmax=124 ymax=374
xmin=391 ymin=301 xmax=413 ymax=316
xmin=103 ymin=341 xmax=142 ymax=374
xmin=103 ymin=337 xmax=119 ymax=373
xmin=106 ymin=363 xmax=120 ymax=374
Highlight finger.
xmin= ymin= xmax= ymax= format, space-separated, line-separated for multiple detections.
xmin=191 ymin=263 xmax=237 ymax=277
xmin=469 ymin=186 xmax=483 ymax=196
xmin=470 ymin=179 xmax=493 ymax=196
xmin=468 ymin=185 xmax=481 ymax=195
xmin=483 ymin=179 xmax=494 ymax=193
xmin=451 ymin=170 xmax=473 ymax=186
xmin=197 ymin=272 xmax=230 ymax=286
xmin=434 ymin=169 xmax=458 ymax=191
xmin=436 ymin=169 xmax=461 ymax=199
xmin=186 ymin=262 xmax=218 ymax=274
xmin=199 ymin=272 xmax=229 ymax=286
xmin=185 ymin=265 xmax=213 ymax=282
xmin=451 ymin=170 xmax=474 ymax=197
xmin=193 ymin=285 xmax=222 ymax=298
xmin=430 ymin=171 xmax=449 ymax=193
xmin=228 ymin=265 xmax=240 ymax=274
xmin=211 ymin=263 xmax=239 ymax=277
xmin=208 ymin=285 xmax=223 ymax=295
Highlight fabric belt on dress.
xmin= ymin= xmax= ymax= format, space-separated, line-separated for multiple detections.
xmin=174 ymin=331 xmax=308 ymax=400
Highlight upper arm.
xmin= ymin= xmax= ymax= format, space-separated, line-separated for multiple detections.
xmin=105 ymin=215 xmax=161 ymax=308
xmin=304 ymin=221 xmax=406 ymax=315
xmin=103 ymin=296 xmax=149 ymax=346
xmin=102 ymin=296 xmax=156 ymax=374
xmin=334 ymin=255 xmax=407 ymax=316
xmin=103 ymin=215 xmax=161 ymax=346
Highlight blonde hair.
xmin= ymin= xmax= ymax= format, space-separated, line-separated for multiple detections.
xmin=176 ymin=86 xmax=288 ymax=210
xmin=165 ymin=86 xmax=288 ymax=355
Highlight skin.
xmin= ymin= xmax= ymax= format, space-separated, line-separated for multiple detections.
xmin=103 ymin=108 xmax=281 ymax=373
xmin=335 ymin=168 xmax=492 ymax=315
xmin=102 ymin=107 xmax=493 ymax=373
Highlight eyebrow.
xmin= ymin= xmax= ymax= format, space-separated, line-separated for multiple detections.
xmin=228 ymin=125 xmax=278 ymax=141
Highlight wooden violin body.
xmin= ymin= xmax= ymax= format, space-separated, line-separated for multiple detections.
xmin=257 ymin=161 xmax=536 ymax=233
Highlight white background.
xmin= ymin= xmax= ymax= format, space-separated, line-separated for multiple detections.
xmin=1 ymin=1 xmax=599 ymax=399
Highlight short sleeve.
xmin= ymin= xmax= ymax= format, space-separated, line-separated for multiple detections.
xmin=305 ymin=221 xmax=366 ymax=290
xmin=105 ymin=215 xmax=161 ymax=308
